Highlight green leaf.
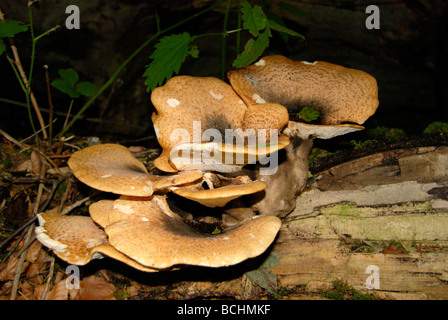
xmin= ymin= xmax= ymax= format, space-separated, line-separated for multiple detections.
xmin=0 ymin=39 xmax=6 ymax=56
xmin=0 ymin=20 xmax=29 ymax=38
xmin=268 ymin=19 xmax=305 ymax=40
xmin=144 ymin=32 xmax=194 ymax=92
xmin=58 ymin=68 xmax=79 ymax=84
xmin=76 ymin=81 xmax=98 ymax=97
xmin=233 ymin=27 xmax=271 ymax=69
xmin=51 ymin=79 xmax=80 ymax=98
xmin=241 ymin=1 xmax=267 ymax=37
xmin=297 ymin=106 xmax=320 ymax=122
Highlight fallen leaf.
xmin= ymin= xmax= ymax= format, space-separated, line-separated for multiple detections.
xmin=74 ymin=275 xmax=115 ymax=300
xmin=35 ymin=280 xmax=69 ymax=300
xmin=0 ymin=256 xmax=23 ymax=281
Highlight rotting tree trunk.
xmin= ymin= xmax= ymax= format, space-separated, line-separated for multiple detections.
xmin=136 ymin=145 xmax=448 ymax=300
xmin=271 ymin=145 xmax=448 ymax=300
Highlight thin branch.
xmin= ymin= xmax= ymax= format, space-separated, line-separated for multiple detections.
xmin=40 ymin=255 xmax=55 ymax=300
xmin=7 ymin=38 xmax=48 ymax=140
xmin=221 ymin=0 xmax=232 ymax=80
xmin=10 ymin=224 xmax=35 ymax=300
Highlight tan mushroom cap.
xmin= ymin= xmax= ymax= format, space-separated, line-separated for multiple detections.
xmin=228 ymin=55 xmax=379 ymax=126
xmin=68 ymin=143 xmax=203 ymax=196
xmin=169 ymin=134 xmax=290 ymax=172
xmin=36 ymin=211 xmax=161 ymax=272
xmin=151 ymin=75 xmax=289 ymax=173
xmin=103 ymin=196 xmax=281 ymax=269
xmin=171 ymin=180 xmax=267 ymax=208
xmin=151 ymin=76 xmax=247 ymax=172
xmin=36 ymin=212 xmax=108 ymax=265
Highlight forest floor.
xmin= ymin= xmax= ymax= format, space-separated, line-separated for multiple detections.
xmin=0 ymin=129 xmax=447 ymax=300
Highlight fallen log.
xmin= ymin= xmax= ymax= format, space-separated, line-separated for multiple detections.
xmin=128 ymin=145 xmax=448 ymax=300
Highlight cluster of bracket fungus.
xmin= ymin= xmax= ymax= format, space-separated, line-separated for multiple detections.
xmin=36 ymin=143 xmax=282 ymax=271
xmin=35 ymin=55 xmax=378 ymax=272
xmin=229 ymin=55 xmax=379 ymax=216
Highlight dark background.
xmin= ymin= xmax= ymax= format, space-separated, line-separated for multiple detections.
xmin=1 ymin=0 xmax=447 ymax=147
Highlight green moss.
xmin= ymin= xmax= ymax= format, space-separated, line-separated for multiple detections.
xmin=334 ymin=202 xmax=361 ymax=217
xmin=309 ymin=148 xmax=335 ymax=165
xmin=350 ymin=139 xmax=378 ymax=150
xmin=423 ymin=121 xmax=448 ymax=136
xmin=53 ymin=181 xmax=68 ymax=202
xmin=367 ymin=126 xmax=406 ymax=143
xmin=320 ymin=279 xmax=375 ymax=300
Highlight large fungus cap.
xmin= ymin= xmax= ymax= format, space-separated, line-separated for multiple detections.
xmin=68 ymin=143 xmax=203 ymax=196
xmin=35 ymin=212 xmax=160 ymax=272
xmin=228 ymin=55 xmax=379 ymax=126
xmin=91 ymin=196 xmax=281 ymax=269
xmin=35 ymin=212 xmax=108 ymax=265
xmin=151 ymin=76 xmax=289 ymax=173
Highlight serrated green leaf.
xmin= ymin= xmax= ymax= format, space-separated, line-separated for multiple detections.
xmin=233 ymin=27 xmax=271 ymax=69
xmin=76 ymin=81 xmax=98 ymax=97
xmin=58 ymin=68 xmax=79 ymax=84
xmin=51 ymin=78 xmax=80 ymax=98
xmin=268 ymin=19 xmax=305 ymax=40
xmin=144 ymin=32 xmax=193 ymax=92
xmin=0 ymin=20 xmax=29 ymax=38
xmin=241 ymin=1 xmax=267 ymax=37
xmin=0 ymin=39 xmax=6 ymax=56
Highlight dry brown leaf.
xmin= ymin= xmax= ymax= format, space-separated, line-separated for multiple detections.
xmin=35 ymin=279 xmax=69 ymax=300
xmin=30 ymin=151 xmax=42 ymax=176
xmin=25 ymin=240 xmax=42 ymax=263
xmin=24 ymin=263 xmax=42 ymax=285
xmin=0 ymin=281 xmax=13 ymax=298
xmin=15 ymin=159 xmax=32 ymax=173
xmin=125 ymin=286 xmax=139 ymax=298
xmin=74 ymin=275 xmax=115 ymax=300
xmin=0 ymin=256 xmax=24 ymax=281
xmin=17 ymin=282 xmax=34 ymax=300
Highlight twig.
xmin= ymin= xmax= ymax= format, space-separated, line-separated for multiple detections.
xmin=221 ymin=0 xmax=231 ymax=80
xmin=7 ymin=37 xmax=47 ymax=140
xmin=10 ymin=224 xmax=35 ymax=300
xmin=40 ymin=255 xmax=55 ymax=300
xmin=0 ymin=194 xmax=92 ymax=250
xmin=0 ymin=172 xmax=73 ymax=250
xmin=57 ymin=179 xmax=72 ymax=213
xmin=44 ymin=65 xmax=54 ymax=149
xmin=0 ymin=128 xmax=62 ymax=173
